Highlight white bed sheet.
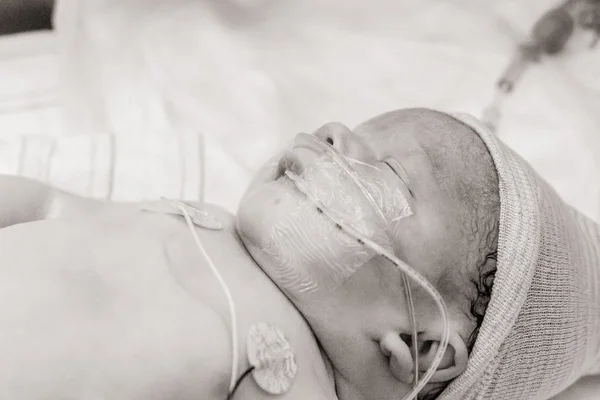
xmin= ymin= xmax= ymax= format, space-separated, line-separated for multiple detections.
xmin=50 ymin=0 xmax=600 ymax=220
xmin=0 ymin=131 xmax=204 ymax=202
xmin=0 ymin=1 xmax=598 ymax=220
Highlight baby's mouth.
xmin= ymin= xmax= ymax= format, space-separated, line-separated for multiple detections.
xmin=276 ymin=147 xmax=316 ymax=180
xmin=275 ymin=151 xmax=296 ymax=179
xmin=276 ymin=132 xmax=333 ymax=180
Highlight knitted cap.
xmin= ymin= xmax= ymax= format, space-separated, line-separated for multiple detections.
xmin=437 ymin=113 xmax=600 ymax=400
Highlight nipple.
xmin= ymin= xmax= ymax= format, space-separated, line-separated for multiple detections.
xmin=247 ymin=323 xmax=298 ymax=395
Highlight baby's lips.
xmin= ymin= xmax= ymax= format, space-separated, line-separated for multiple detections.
xmin=278 ymin=147 xmax=318 ymax=178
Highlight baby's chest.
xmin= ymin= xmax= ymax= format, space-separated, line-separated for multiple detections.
xmin=0 ymin=218 xmax=235 ymax=399
xmin=131 ymin=213 xmax=337 ymax=400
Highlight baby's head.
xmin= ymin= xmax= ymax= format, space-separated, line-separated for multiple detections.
xmin=237 ymin=108 xmax=500 ymax=399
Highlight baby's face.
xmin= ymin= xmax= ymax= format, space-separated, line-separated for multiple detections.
xmin=239 ymin=130 xmax=412 ymax=296
xmin=237 ymin=110 xmax=477 ymax=399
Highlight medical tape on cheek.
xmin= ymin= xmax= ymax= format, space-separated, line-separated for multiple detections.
xmin=263 ymin=168 xmax=377 ymax=295
xmin=296 ymin=133 xmax=412 ymax=225
xmin=269 ymin=133 xmax=414 ymax=296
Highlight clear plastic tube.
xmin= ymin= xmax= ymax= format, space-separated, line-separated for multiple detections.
xmin=285 ymin=134 xmax=450 ymax=399
xmin=293 ymin=134 xmax=422 ymax=387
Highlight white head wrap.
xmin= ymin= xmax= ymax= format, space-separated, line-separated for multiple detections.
xmin=436 ymin=113 xmax=600 ymax=400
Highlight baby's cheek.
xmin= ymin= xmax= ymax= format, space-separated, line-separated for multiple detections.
xmin=303 ymin=164 xmax=384 ymax=236
xmin=261 ymin=205 xmax=374 ymax=297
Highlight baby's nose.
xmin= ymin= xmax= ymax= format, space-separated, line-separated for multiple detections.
xmin=313 ymin=122 xmax=373 ymax=161
xmin=314 ymin=122 xmax=353 ymax=149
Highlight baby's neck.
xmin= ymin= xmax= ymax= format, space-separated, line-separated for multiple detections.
xmin=193 ymin=204 xmax=338 ymax=399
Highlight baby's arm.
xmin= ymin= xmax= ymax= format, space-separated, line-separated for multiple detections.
xmin=0 ymin=175 xmax=103 ymax=229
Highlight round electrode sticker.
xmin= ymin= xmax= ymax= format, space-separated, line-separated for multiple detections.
xmin=247 ymin=323 xmax=297 ymax=395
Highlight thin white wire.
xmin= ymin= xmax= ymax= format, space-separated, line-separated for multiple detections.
xmin=295 ymin=134 xmax=422 ymax=389
xmin=176 ymin=204 xmax=239 ymax=392
xmin=344 ymin=156 xmax=383 ymax=171
xmin=355 ymin=232 xmax=450 ymax=400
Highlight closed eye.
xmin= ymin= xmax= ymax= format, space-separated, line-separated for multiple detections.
xmin=384 ymin=158 xmax=413 ymax=197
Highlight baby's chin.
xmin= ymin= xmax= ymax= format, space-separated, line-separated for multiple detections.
xmin=236 ymin=175 xmax=314 ymax=268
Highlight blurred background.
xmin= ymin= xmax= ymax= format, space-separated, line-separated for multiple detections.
xmin=0 ymin=0 xmax=598 ymax=220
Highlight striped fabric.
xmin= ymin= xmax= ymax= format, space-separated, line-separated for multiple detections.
xmin=0 ymin=132 xmax=204 ymax=203
xmin=438 ymin=114 xmax=600 ymax=400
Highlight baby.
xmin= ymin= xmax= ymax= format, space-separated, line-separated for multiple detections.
xmin=0 ymin=108 xmax=597 ymax=400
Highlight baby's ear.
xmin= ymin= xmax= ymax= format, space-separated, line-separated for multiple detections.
xmin=379 ymin=329 xmax=468 ymax=385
